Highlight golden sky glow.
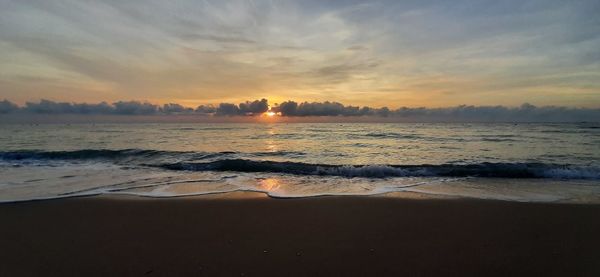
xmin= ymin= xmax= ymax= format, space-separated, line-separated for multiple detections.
xmin=1 ymin=1 xmax=599 ymax=108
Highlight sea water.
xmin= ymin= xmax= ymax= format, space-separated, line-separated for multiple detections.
xmin=1 ymin=123 xmax=599 ymax=202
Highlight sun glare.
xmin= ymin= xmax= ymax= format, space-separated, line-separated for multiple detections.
xmin=263 ymin=105 xmax=278 ymax=117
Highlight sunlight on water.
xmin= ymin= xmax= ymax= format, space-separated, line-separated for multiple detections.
xmin=258 ymin=178 xmax=282 ymax=192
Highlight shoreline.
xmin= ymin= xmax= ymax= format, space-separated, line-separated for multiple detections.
xmin=1 ymin=193 xmax=599 ymax=276
xmin=1 ymin=188 xmax=598 ymax=205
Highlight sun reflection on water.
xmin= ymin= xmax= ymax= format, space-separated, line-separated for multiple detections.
xmin=257 ymin=178 xmax=281 ymax=191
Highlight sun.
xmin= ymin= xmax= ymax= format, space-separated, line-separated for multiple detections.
xmin=263 ymin=105 xmax=278 ymax=117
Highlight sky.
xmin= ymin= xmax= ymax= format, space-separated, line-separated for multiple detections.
xmin=0 ymin=0 xmax=599 ymax=108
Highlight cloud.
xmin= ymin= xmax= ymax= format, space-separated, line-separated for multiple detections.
xmin=274 ymin=101 xmax=389 ymax=117
xmin=112 ymin=101 xmax=159 ymax=115
xmin=1 ymin=1 xmax=598 ymax=107
xmin=215 ymin=103 xmax=241 ymax=116
xmin=22 ymin=99 xmax=114 ymax=114
xmin=160 ymin=103 xmax=194 ymax=114
xmin=2 ymin=98 xmax=600 ymax=122
xmin=275 ymin=101 xmax=299 ymax=116
xmin=195 ymin=104 xmax=216 ymax=114
xmin=391 ymin=103 xmax=600 ymax=122
xmin=70 ymin=102 xmax=115 ymax=114
xmin=215 ymin=99 xmax=269 ymax=116
xmin=239 ymin=99 xmax=269 ymax=115
xmin=273 ymin=101 xmax=351 ymax=116
xmin=0 ymin=99 xmax=19 ymax=114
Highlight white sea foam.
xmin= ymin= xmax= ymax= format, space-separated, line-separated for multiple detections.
xmin=2 ymin=162 xmax=599 ymax=204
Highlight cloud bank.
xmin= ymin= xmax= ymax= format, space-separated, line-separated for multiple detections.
xmin=1 ymin=99 xmax=599 ymax=122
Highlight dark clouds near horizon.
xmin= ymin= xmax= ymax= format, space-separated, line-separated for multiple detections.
xmin=1 ymin=99 xmax=599 ymax=122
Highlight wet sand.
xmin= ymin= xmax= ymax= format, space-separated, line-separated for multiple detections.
xmin=1 ymin=193 xmax=599 ymax=276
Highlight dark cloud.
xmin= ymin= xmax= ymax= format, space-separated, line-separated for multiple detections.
xmin=239 ymin=99 xmax=269 ymax=115
xmin=1 ymin=99 xmax=599 ymax=122
xmin=215 ymin=99 xmax=269 ymax=116
xmin=16 ymin=99 xmax=159 ymax=115
xmin=274 ymin=101 xmax=379 ymax=117
xmin=0 ymin=99 xmax=19 ymax=114
xmin=195 ymin=104 xmax=216 ymax=114
xmin=113 ymin=101 xmax=159 ymax=115
xmin=290 ymin=101 xmax=345 ymax=116
xmin=160 ymin=103 xmax=194 ymax=114
xmin=21 ymin=99 xmax=113 ymax=114
xmin=24 ymin=99 xmax=75 ymax=114
xmin=70 ymin=102 xmax=115 ymax=114
xmin=275 ymin=101 xmax=298 ymax=116
xmin=215 ymin=103 xmax=241 ymax=116
xmin=391 ymin=103 xmax=600 ymax=122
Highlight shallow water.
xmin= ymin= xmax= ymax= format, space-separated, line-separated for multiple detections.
xmin=1 ymin=123 xmax=599 ymax=202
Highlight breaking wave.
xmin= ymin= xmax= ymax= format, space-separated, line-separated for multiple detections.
xmin=159 ymin=159 xmax=600 ymax=179
xmin=1 ymin=149 xmax=599 ymax=180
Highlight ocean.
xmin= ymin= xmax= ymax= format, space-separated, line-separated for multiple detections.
xmin=1 ymin=122 xmax=599 ymax=203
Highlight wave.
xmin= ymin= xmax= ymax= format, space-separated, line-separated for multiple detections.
xmin=0 ymin=149 xmax=172 ymax=161
xmin=2 ymin=149 xmax=599 ymax=180
xmin=158 ymin=159 xmax=600 ymax=179
xmin=481 ymin=138 xmax=517 ymax=142
xmin=362 ymin=132 xmax=422 ymax=139
xmin=0 ymin=149 xmax=304 ymax=163
xmin=0 ymin=149 xmax=224 ymax=164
